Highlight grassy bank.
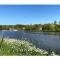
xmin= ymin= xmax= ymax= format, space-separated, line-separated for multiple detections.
xmin=0 ymin=39 xmax=57 ymax=56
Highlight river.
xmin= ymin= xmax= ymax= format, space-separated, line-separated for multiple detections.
xmin=0 ymin=30 xmax=60 ymax=52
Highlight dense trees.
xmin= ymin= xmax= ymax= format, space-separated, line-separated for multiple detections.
xmin=0 ymin=21 xmax=60 ymax=32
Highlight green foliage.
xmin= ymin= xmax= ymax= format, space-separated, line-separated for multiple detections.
xmin=0 ymin=21 xmax=60 ymax=32
xmin=0 ymin=39 xmax=49 ymax=56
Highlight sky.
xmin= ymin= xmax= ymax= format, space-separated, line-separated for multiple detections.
xmin=0 ymin=5 xmax=60 ymax=25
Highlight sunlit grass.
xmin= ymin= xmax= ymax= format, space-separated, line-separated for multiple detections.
xmin=0 ymin=39 xmax=56 ymax=56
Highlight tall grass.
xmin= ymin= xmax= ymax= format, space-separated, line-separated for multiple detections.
xmin=0 ymin=39 xmax=56 ymax=56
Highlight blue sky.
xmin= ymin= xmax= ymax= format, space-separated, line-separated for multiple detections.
xmin=0 ymin=5 xmax=60 ymax=25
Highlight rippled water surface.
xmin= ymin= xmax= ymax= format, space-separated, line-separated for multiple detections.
xmin=0 ymin=30 xmax=60 ymax=51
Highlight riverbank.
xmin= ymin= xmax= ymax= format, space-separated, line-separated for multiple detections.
xmin=0 ymin=38 xmax=57 ymax=56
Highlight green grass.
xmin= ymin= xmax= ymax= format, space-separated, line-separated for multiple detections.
xmin=0 ymin=39 xmax=56 ymax=56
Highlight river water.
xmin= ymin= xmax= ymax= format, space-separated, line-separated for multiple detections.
xmin=0 ymin=30 xmax=60 ymax=52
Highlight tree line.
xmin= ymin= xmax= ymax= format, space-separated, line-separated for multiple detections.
xmin=0 ymin=21 xmax=60 ymax=32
